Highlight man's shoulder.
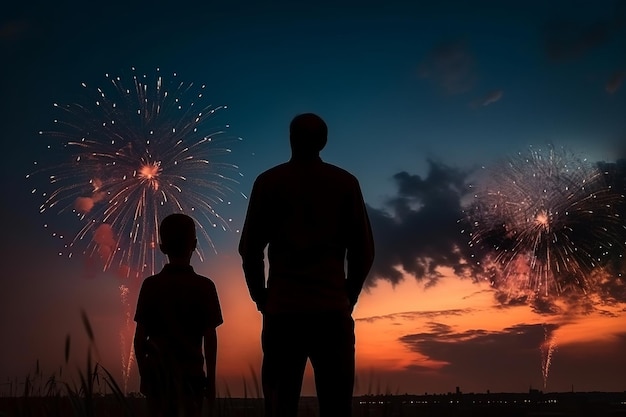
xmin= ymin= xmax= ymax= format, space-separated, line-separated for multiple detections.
xmin=256 ymin=160 xmax=358 ymax=183
xmin=191 ymin=272 xmax=217 ymax=288
xmin=320 ymin=161 xmax=358 ymax=180
xmin=257 ymin=162 xmax=290 ymax=179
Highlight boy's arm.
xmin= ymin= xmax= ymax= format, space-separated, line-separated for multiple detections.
xmin=133 ymin=322 xmax=148 ymax=376
xmin=203 ymin=327 xmax=218 ymax=404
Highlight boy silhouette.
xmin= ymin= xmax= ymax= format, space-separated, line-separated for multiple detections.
xmin=134 ymin=213 xmax=223 ymax=417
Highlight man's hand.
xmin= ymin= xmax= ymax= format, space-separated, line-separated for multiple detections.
xmin=254 ymin=288 xmax=268 ymax=313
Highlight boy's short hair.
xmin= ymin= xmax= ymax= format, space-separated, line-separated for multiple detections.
xmin=159 ymin=213 xmax=196 ymax=256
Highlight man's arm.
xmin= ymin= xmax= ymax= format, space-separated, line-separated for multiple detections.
xmin=238 ymin=179 xmax=269 ymax=312
xmin=203 ymin=327 xmax=218 ymax=404
xmin=346 ymin=179 xmax=375 ymax=308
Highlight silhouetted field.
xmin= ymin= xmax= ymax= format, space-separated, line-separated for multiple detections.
xmin=2 ymin=391 xmax=626 ymax=417
xmin=4 ymin=314 xmax=624 ymax=416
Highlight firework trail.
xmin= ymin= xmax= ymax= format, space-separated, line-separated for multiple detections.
xmin=28 ymin=67 xmax=242 ymax=390
xmin=540 ymin=325 xmax=557 ymax=389
xmin=464 ymin=145 xmax=625 ymax=300
xmin=118 ymin=284 xmax=134 ymax=393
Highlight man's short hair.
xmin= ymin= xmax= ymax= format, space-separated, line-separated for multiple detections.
xmin=159 ymin=213 xmax=196 ymax=256
xmin=289 ymin=113 xmax=328 ymax=154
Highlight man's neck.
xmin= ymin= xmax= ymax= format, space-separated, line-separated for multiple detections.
xmin=290 ymin=153 xmax=321 ymax=162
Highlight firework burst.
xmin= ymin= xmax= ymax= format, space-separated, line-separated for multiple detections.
xmin=28 ymin=67 xmax=242 ymax=278
xmin=464 ymin=145 xmax=625 ymax=299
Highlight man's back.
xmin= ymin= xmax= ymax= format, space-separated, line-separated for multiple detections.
xmin=240 ymin=157 xmax=374 ymax=313
xmin=268 ymin=159 xmax=359 ymax=309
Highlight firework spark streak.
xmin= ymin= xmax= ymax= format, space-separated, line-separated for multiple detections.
xmin=29 ymin=67 xmax=241 ymax=277
xmin=464 ymin=145 xmax=625 ymax=299
xmin=540 ymin=325 xmax=557 ymax=389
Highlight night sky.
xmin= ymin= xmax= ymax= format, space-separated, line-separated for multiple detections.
xmin=1 ymin=0 xmax=625 ymax=397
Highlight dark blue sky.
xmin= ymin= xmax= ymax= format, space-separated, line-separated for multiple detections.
xmin=1 ymin=0 xmax=625 ymax=394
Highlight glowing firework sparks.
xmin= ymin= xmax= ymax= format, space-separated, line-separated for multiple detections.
xmin=464 ymin=145 xmax=625 ymax=299
xmin=28 ymin=67 xmax=242 ymax=277
xmin=119 ymin=283 xmax=134 ymax=393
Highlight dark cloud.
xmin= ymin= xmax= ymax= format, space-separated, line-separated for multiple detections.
xmin=546 ymin=332 xmax=626 ymax=391
xmin=461 ymin=289 xmax=492 ymax=300
xmin=400 ymin=323 xmax=559 ymax=387
xmin=356 ymin=308 xmax=472 ymax=324
xmin=367 ymin=160 xmax=476 ymax=287
xmin=543 ymin=3 xmax=626 ymax=62
xmin=398 ymin=322 xmax=626 ymax=392
xmin=418 ymin=40 xmax=477 ymax=95
xmin=544 ymin=21 xmax=612 ymax=61
xmin=529 ymin=296 xmax=564 ymax=316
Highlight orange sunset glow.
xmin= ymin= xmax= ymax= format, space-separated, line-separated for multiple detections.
xmin=22 ymin=256 xmax=618 ymax=398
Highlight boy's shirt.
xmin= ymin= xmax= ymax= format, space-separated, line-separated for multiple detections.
xmin=134 ymin=264 xmax=223 ymax=380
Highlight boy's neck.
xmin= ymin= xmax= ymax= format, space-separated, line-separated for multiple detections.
xmin=167 ymin=256 xmax=192 ymax=266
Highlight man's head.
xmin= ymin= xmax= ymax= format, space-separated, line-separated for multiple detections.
xmin=159 ymin=213 xmax=197 ymax=259
xmin=289 ymin=113 xmax=327 ymax=157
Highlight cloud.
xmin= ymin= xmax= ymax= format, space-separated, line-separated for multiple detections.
xmin=470 ymin=89 xmax=503 ymax=108
xmin=399 ymin=323 xmax=559 ymax=384
xmin=399 ymin=322 xmax=626 ymax=391
xmin=356 ymin=308 xmax=473 ymax=324
xmin=605 ymin=70 xmax=626 ymax=94
xmin=418 ymin=40 xmax=477 ymax=95
xmin=543 ymin=4 xmax=626 ymax=62
xmin=367 ymin=160 xmax=476 ymax=287
xmin=544 ymin=21 xmax=612 ymax=62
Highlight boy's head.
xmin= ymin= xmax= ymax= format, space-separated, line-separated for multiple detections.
xmin=159 ymin=213 xmax=197 ymax=259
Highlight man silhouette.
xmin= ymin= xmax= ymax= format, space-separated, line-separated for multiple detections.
xmin=239 ymin=113 xmax=375 ymax=417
